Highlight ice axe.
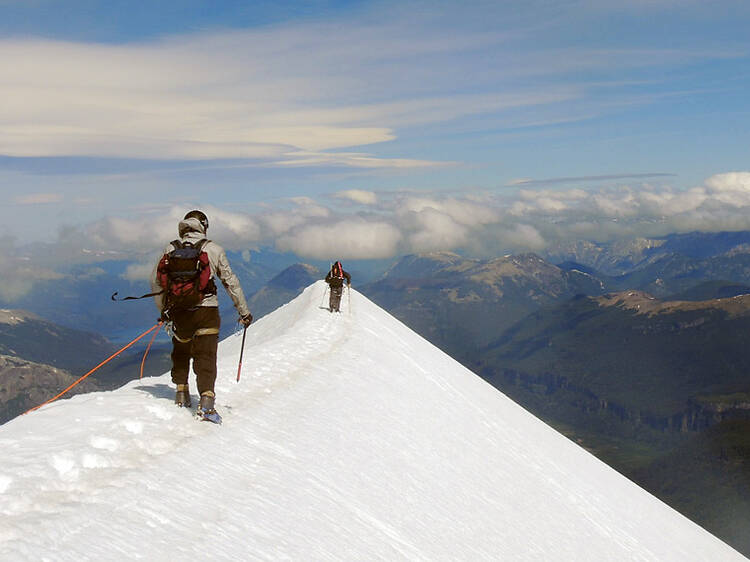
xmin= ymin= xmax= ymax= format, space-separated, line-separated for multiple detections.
xmin=236 ymin=324 xmax=248 ymax=382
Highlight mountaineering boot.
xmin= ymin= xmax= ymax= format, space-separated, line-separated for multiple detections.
xmin=175 ymin=384 xmax=191 ymax=407
xmin=196 ymin=391 xmax=222 ymax=424
xmin=198 ymin=391 xmax=214 ymax=411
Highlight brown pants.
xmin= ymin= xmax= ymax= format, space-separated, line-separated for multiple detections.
xmin=170 ymin=307 xmax=220 ymax=395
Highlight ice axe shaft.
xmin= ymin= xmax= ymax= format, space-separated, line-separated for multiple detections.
xmin=236 ymin=325 xmax=248 ymax=382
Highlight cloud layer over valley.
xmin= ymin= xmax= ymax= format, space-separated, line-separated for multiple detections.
xmin=2 ymin=171 xmax=749 ymax=302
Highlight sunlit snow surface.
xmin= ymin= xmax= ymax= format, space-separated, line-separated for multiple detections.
xmin=0 ymin=282 xmax=745 ymax=560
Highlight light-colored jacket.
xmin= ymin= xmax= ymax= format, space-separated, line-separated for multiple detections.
xmin=151 ymin=217 xmax=250 ymax=317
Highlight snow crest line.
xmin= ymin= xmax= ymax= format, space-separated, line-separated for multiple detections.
xmin=220 ymin=283 xmax=354 ymax=414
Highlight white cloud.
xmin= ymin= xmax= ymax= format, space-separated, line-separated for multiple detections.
xmin=0 ymin=34 xmax=398 ymax=161
xmin=273 ymin=151 xmax=447 ymax=169
xmin=260 ymin=212 xmax=316 ymax=238
xmin=90 ymin=215 xmax=176 ymax=249
xmin=276 ymin=219 xmax=402 ymax=260
xmin=405 ymin=208 xmax=469 ymax=254
xmin=0 ymin=238 xmax=65 ymax=301
xmin=396 ymin=196 xmax=501 ymax=226
xmin=510 ymin=188 xmax=589 ymax=216
xmin=704 ymin=172 xmax=750 ymax=207
xmin=200 ymin=206 xmax=262 ymax=242
xmin=2 ymin=26 xmax=521 ymax=165
xmin=705 ymin=172 xmax=750 ymax=192
xmin=78 ymin=206 xmax=263 ymax=255
xmin=3 ymin=8 xmax=718 ymax=168
xmin=637 ymin=186 xmax=707 ymax=216
xmin=333 ymin=190 xmax=378 ymax=205
xmin=121 ymin=262 xmax=155 ymax=282
xmin=10 ymin=171 xmax=750 ymax=276
xmin=501 ymin=171 xmax=750 ymax=245
xmin=13 ymin=192 xmax=63 ymax=205
xmin=591 ymin=191 xmax=639 ymax=218
xmin=385 ymin=194 xmax=506 ymax=255
xmin=499 ymin=224 xmax=546 ymax=251
xmin=258 ymin=198 xmax=332 ymax=237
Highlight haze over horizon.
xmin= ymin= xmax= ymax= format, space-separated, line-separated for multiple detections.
xmin=1 ymin=1 xmax=749 ymax=294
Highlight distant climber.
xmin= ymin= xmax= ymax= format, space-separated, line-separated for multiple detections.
xmin=325 ymin=261 xmax=351 ymax=313
xmin=152 ymin=210 xmax=253 ymax=422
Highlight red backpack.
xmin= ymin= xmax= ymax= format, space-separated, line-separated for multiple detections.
xmin=157 ymin=239 xmax=215 ymax=311
xmin=332 ymin=261 xmax=344 ymax=278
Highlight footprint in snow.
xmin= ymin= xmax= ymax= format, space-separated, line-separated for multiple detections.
xmin=51 ymin=454 xmax=79 ymax=482
xmin=0 ymin=474 xmax=12 ymax=493
xmin=121 ymin=420 xmax=144 ymax=434
xmin=146 ymin=404 xmax=174 ymax=420
xmin=89 ymin=436 xmax=119 ymax=452
xmin=81 ymin=453 xmax=110 ymax=469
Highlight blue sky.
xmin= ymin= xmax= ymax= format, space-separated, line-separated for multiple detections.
xmin=1 ymin=0 xmax=749 ymax=285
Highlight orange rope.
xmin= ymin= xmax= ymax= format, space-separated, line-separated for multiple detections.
xmin=24 ymin=322 xmax=163 ymax=415
xmin=139 ymin=322 xmax=163 ymax=379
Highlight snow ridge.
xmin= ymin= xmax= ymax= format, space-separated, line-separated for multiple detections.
xmin=0 ymin=281 xmax=745 ymax=560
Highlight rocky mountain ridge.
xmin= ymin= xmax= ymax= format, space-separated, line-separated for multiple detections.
xmin=362 ymin=251 xmax=608 ymax=359
xmin=594 ymin=290 xmax=750 ymax=317
xmin=480 ymin=290 xmax=750 ymax=420
xmin=0 ymin=309 xmax=170 ymax=424
xmin=545 ymin=230 xmax=750 ymax=276
xmin=0 ymin=354 xmax=101 ymax=423
xmin=247 ymin=263 xmax=322 ymax=319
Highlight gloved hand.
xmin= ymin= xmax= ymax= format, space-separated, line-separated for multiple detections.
xmin=240 ymin=313 xmax=253 ymax=327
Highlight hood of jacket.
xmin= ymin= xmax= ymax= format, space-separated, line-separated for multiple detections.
xmin=178 ymin=217 xmax=206 ymax=238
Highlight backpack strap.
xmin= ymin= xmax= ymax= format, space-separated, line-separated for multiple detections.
xmin=196 ymin=239 xmax=217 ymax=295
xmin=113 ymin=240 xmax=211 ymax=304
xmin=111 ymin=289 xmax=163 ymax=302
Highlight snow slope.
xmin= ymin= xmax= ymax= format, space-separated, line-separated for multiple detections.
xmin=0 ymin=281 xmax=744 ymax=561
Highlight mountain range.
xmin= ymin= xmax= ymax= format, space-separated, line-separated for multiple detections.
xmin=247 ymin=263 xmax=321 ymax=320
xmin=545 ymin=231 xmax=750 ymax=276
xmin=361 ymin=251 xmax=606 ymax=360
xmin=481 ymin=290 xmax=750 ymax=424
